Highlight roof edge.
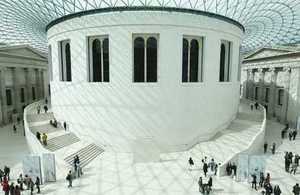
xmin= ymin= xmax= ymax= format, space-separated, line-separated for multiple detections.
xmin=46 ymin=6 xmax=245 ymax=32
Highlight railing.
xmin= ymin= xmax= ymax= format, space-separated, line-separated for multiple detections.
xmin=23 ymin=100 xmax=49 ymax=155
xmin=218 ymin=99 xmax=267 ymax=176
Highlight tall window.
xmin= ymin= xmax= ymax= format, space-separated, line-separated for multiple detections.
xmin=255 ymin=87 xmax=259 ymax=100
xmin=133 ymin=34 xmax=158 ymax=82
xmin=6 ymin=89 xmax=12 ymax=106
xmin=48 ymin=45 xmax=53 ymax=81
xmin=59 ymin=40 xmax=72 ymax=81
xmin=219 ymin=40 xmax=232 ymax=82
xmin=20 ymin=88 xmax=25 ymax=103
xmin=182 ymin=36 xmax=204 ymax=82
xmin=265 ymin=88 xmax=270 ymax=103
xmin=32 ymin=87 xmax=36 ymax=100
xmin=88 ymin=36 xmax=109 ymax=82
xmin=278 ymin=89 xmax=284 ymax=105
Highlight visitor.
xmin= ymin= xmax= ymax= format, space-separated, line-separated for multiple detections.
xmin=226 ymin=162 xmax=232 ymax=176
xmin=231 ymin=163 xmax=237 ymax=178
xmin=271 ymin=142 xmax=276 ymax=154
xmin=250 ymin=103 xmax=254 ymax=110
xmin=9 ymin=182 xmax=15 ymax=195
xmin=293 ymin=129 xmax=298 ymax=140
xmin=290 ymin=161 xmax=298 ymax=175
xmin=274 ymin=185 xmax=281 ymax=195
xmin=264 ymin=142 xmax=268 ymax=154
xmin=43 ymin=105 xmax=48 ymax=113
xmin=2 ymin=177 xmax=9 ymax=195
xmin=188 ymin=157 xmax=194 ymax=171
xmin=259 ymin=172 xmax=264 ymax=188
xmin=295 ymin=154 xmax=300 ymax=166
xmin=208 ymin=177 xmax=213 ymax=191
xmin=42 ymin=133 xmax=48 ymax=146
xmin=29 ymin=178 xmax=34 ymax=195
xmin=198 ymin=177 xmax=203 ymax=193
xmin=214 ymin=163 xmax=220 ymax=176
xmin=255 ymin=102 xmax=259 ymax=109
xmin=36 ymin=131 xmax=41 ymax=142
xmin=13 ymin=125 xmax=17 ymax=134
xmin=14 ymin=185 xmax=21 ymax=195
xmin=66 ymin=170 xmax=73 ymax=187
xmin=203 ymin=160 xmax=208 ymax=177
xmin=37 ymin=105 xmax=41 ymax=114
xmin=24 ymin=175 xmax=30 ymax=190
xmin=251 ymin=174 xmax=257 ymax=190
xmin=293 ymin=183 xmax=300 ymax=195
xmin=17 ymin=174 xmax=24 ymax=191
xmin=63 ymin=121 xmax=67 ymax=131
xmin=209 ymin=158 xmax=215 ymax=172
xmin=0 ymin=168 xmax=3 ymax=182
xmin=289 ymin=130 xmax=293 ymax=141
xmin=265 ymin=173 xmax=270 ymax=184
xmin=4 ymin=166 xmax=10 ymax=181
xmin=35 ymin=176 xmax=40 ymax=193
xmin=265 ymin=183 xmax=273 ymax=195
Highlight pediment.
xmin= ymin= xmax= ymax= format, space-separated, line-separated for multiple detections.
xmin=245 ymin=48 xmax=292 ymax=59
xmin=0 ymin=45 xmax=46 ymax=60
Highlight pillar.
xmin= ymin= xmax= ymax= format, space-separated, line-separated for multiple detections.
xmin=25 ymin=68 xmax=32 ymax=104
xmin=0 ymin=68 xmax=7 ymax=125
xmin=12 ymin=67 xmax=21 ymax=113
xmin=258 ymin=68 xmax=265 ymax=103
xmin=281 ymin=67 xmax=291 ymax=123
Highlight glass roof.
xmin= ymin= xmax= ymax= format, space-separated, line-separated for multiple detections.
xmin=0 ymin=0 xmax=300 ymax=53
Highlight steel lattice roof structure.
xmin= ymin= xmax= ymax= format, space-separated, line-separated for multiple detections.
xmin=0 ymin=0 xmax=300 ymax=53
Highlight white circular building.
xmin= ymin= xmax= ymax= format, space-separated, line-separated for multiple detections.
xmin=47 ymin=7 xmax=244 ymax=154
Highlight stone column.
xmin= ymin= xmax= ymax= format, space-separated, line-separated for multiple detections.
xmin=25 ymin=68 xmax=32 ymax=104
xmin=248 ymin=69 xmax=255 ymax=100
xmin=258 ymin=68 xmax=265 ymax=103
xmin=35 ymin=69 xmax=42 ymax=99
xmin=0 ymin=68 xmax=7 ymax=125
xmin=281 ymin=67 xmax=291 ymax=123
xmin=12 ymin=67 xmax=21 ymax=113
xmin=40 ymin=69 xmax=45 ymax=99
xmin=268 ymin=68 xmax=277 ymax=117
xmin=242 ymin=69 xmax=249 ymax=99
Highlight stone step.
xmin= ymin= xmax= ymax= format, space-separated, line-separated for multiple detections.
xmin=45 ymin=133 xmax=80 ymax=151
xmin=26 ymin=112 xmax=54 ymax=123
xmin=64 ymin=143 xmax=104 ymax=168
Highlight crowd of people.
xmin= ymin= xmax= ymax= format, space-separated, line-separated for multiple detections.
xmin=35 ymin=131 xmax=48 ymax=146
xmin=1 ymin=166 xmax=41 ymax=195
xmin=284 ymin=151 xmax=299 ymax=175
xmin=189 ymin=156 xmax=219 ymax=194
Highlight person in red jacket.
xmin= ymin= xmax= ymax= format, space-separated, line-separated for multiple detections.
xmin=2 ymin=177 xmax=9 ymax=195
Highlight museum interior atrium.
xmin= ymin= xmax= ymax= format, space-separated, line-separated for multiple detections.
xmin=0 ymin=0 xmax=300 ymax=195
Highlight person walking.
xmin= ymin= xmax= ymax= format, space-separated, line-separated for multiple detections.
xmin=4 ymin=166 xmax=10 ymax=181
xmin=264 ymin=142 xmax=268 ymax=154
xmin=265 ymin=173 xmax=271 ymax=184
xmin=42 ymin=133 xmax=47 ymax=146
xmin=203 ymin=161 xmax=208 ymax=177
xmin=188 ymin=157 xmax=194 ymax=171
xmin=37 ymin=105 xmax=41 ymax=114
xmin=198 ymin=177 xmax=203 ymax=193
xmin=265 ymin=183 xmax=273 ymax=195
xmin=13 ymin=125 xmax=17 ymax=134
xmin=259 ymin=172 xmax=264 ymax=188
xmin=2 ymin=177 xmax=9 ymax=195
xmin=66 ymin=170 xmax=73 ymax=188
xmin=232 ymin=163 xmax=237 ymax=178
xmin=271 ymin=143 xmax=276 ymax=154
xmin=255 ymin=102 xmax=259 ymax=109
xmin=0 ymin=169 xmax=4 ymax=183
xmin=291 ymin=161 xmax=298 ymax=175
xmin=36 ymin=131 xmax=41 ymax=142
xmin=9 ymin=182 xmax=15 ymax=195
xmin=43 ymin=105 xmax=48 ymax=113
xmin=208 ymin=177 xmax=213 ymax=191
xmin=17 ymin=174 xmax=24 ymax=191
xmin=293 ymin=130 xmax=298 ymax=140
xmin=251 ymin=174 xmax=257 ymax=190
xmin=63 ymin=122 xmax=67 ymax=131
xmin=35 ymin=177 xmax=40 ymax=193
xmin=14 ymin=185 xmax=20 ymax=195
xmin=274 ymin=185 xmax=281 ymax=195
xmin=293 ymin=183 xmax=300 ymax=195
xmin=29 ymin=178 xmax=34 ymax=195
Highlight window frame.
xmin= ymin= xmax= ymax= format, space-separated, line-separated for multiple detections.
xmin=219 ymin=40 xmax=233 ymax=82
xmin=87 ymin=35 xmax=110 ymax=83
xmin=182 ymin=35 xmax=204 ymax=83
xmin=132 ymin=34 xmax=159 ymax=83
xmin=58 ymin=39 xmax=72 ymax=82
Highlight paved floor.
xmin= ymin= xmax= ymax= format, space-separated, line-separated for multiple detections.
xmin=0 ymin=102 xmax=299 ymax=195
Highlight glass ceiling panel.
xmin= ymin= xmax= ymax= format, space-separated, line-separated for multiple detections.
xmin=0 ymin=0 xmax=299 ymax=53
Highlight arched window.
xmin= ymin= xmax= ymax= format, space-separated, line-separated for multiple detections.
xmin=219 ymin=43 xmax=226 ymax=82
xmin=219 ymin=40 xmax=232 ymax=82
xmin=103 ymin=38 xmax=109 ymax=82
xmin=182 ymin=36 xmax=203 ymax=82
xmin=182 ymin=38 xmax=189 ymax=82
xmin=88 ymin=36 xmax=109 ymax=82
xmin=134 ymin=37 xmax=145 ymax=82
xmin=189 ymin=39 xmax=199 ymax=82
xmin=92 ymin=39 xmax=102 ymax=82
xmin=146 ymin=37 xmax=157 ymax=82
xmin=65 ymin=43 xmax=72 ymax=81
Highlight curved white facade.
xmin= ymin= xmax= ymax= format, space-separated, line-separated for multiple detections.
xmin=47 ymin=9 xmax=243 ymax=152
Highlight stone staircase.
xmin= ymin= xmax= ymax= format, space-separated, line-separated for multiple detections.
xmin=45 ymin=133 xmax=80 ymax=151
xmin=64 ymin=143 xmax=104 ymax=168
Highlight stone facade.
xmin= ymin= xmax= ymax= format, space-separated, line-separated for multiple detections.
xmin=0 ymin=45 xmax=49 ymax=125
xmin=241 ymin=46 xmax=300 ymax=127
